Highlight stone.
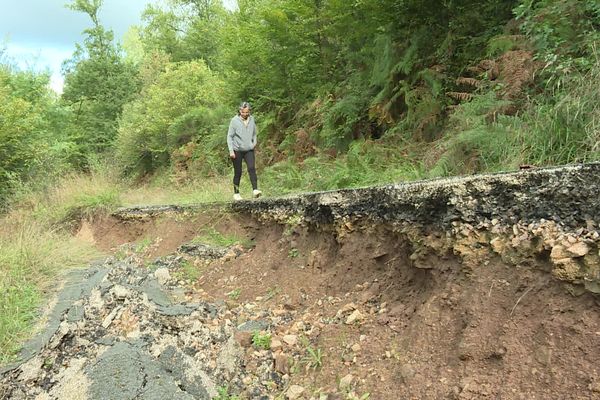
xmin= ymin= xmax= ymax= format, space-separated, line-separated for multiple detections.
xmin=154 ymin=268 xmax=171 ymax=285
xmin=399 ymin=364 xmax=416 ymax=382
xmin=345 ymin=310 xmax=363 ymax=325
xmin=111 ymin=285 xmax=131 ymax=299
xmin=351 ymin=343 xmax=361 ymax=353
xmin=274 ymin=352 xmax=290 ymax=374
xmin=270 ymin=339 xmax=283 ymax=351
xmin=234 ymin=331 xmax=253 ymax=348
xmin=566 ymin=242 xmax=590 ymax=257
xmin=339 ymin=374 xmax=354 ymax=389
xmin=237 ymin=319 xmax=269 ymax=332
xmin=286 ymin=385 xmax=305 ymax=399
xmin=283 ymin=335 xmax=298 ymax=346
xmin=340 ymin=303 xmax=357 ymax=313
xmin=550 ymin=245 xmax=569 ymax=260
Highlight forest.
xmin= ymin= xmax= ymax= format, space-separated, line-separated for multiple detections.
xmin=1 ymin=0 xmax=598 ymax=203
xmin=0 ymin=0 xmax=599 ymax=362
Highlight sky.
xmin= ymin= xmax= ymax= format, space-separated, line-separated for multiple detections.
xmin=1 ymin=0 xmax=238 ymax=93
xmin=1 ymin=0 xmax=161 ymax=93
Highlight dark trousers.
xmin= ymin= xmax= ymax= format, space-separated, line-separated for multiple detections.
xmin=232 ymin=150 xmax=257 ymax=193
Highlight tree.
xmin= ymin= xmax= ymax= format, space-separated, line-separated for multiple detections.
xmin=0 ymin=66 xmax=74 ymax=205
xmin=61 ymin=0 xmax=139 ymax=165
xmin=116 ymin=59 xmax=227 ymax=176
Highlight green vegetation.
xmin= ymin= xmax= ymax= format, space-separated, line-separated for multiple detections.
xmin=213 ymin=386 xmax=240 ymax=400
xmin=288 ymin=248 xmax=300 ymax=258
xmin=303 ymin=344 xmax=324 ymax=371
xmin=252 ymin=331 xmax=272 ymax=350
xmin=1 ymin=0 xmax=599 ymax=365
xmin=300 ymin=336 xmax=323 ymax=370
xmin=176 ymin=260 xmax=202 ymax=282
xmin=192 ymin=226 xmax=247 ymax=248
xmin=227 ymin=288 xmax=241 ymax=300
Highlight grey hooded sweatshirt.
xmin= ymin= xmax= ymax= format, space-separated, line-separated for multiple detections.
xmin=227 ymin=115 xmax=257 ymax=152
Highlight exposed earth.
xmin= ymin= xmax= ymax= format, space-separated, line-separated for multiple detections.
xmin=2 ymin=164 xmax=600 ymax=400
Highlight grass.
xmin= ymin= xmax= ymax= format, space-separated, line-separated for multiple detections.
xmin=175 ymin=260 xmax=202 ymax=281
xmin=0 ymin=169 xmax=117 ymax=364
xmin=192 ymin=226 xmax=249 ymax=248
xmin=261 ymin=141 xmax=426 ymax=195
xmin=252 ymin=331 xmax=272 ymax=350
xmin=14 ymin=170 xmax=122 ymax=227
xmin=227 ymin=288 xmax=241 ymax=300
xmin=213 ymin=386 xmax=240 ymax=400
xmin=120 ymin=176 xmax=234 ymax=206
xmin=0 ymin=219 xmax=101 ymax=363
xmin=429 ymin=55 xmax=600 ymax=177
xmin=288 ymin=248 xmax=300 ymax=258
xmin=300 ymin=336 xmax=324 ymax=370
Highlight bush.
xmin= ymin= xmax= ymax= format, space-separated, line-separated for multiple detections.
xmin=116 ymin=59 xmax=226 ymax=177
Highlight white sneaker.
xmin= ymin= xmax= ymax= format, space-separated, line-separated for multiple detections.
xmin=253 ymin=189 xmax=262 ymax=198
xmin=233 ymin=193 xmax=242 ymax=201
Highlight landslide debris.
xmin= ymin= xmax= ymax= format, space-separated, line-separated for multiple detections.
xmin=2 ymin=163 xmax=600 ymax=400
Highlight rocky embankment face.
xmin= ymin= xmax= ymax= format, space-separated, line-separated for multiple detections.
xmin=1 ymin=163 xmax=600 ymax=400
xmin=233 ymin=162 xmax=600 ymax=293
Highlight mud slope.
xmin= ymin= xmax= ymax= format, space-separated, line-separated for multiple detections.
xmin=2 ymin=163 xmax=600 ymax=400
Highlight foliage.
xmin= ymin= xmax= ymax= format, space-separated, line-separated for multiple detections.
xmin=430 ymin=53 xmax=600 ymax=176
xmin=0 ymin=173 xmax=107 ymax=362
xmin=515 ymin=0 xmax=600 ymax=89
xmin=302 ymin=344 xmax=323 ymax=370
xmin=0 ymin=66 xmax=75 ymax=206
xmin=139 ymin=1 xmax=226 ymax=69
xmin=175 ymin=260 xmax=202 ymax=281
xmin=228 ymin=288 xmax=241 ymax=300
xmin=212 ymin=386 xmax=240 ymax=400
xmin=251 ymin=331 xmax=272 ymax=350
xmin=62 ymin=0 xmax=140 ymax=165
xmin=192 ymin=226 xmax=249 ymax=247
xmin=116 ymin=59 xmax=226 ymax=176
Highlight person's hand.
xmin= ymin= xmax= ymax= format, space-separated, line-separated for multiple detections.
xmin=229 ymin=151 xmax=236 ymax=159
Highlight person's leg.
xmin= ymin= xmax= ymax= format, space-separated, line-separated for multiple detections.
xmin=243 ymin=150 xmax=258 ymax=190
xmin=232 ymin=151 xmax=244 ymax=193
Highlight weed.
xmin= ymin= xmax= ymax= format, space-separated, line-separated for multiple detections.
xmin=300 ymin=337 xmax=324 ymax=370
xmin=303 ymin=345 xmax=324 ymax=370
xmin=192 ymin=226 xmax=251 ymax=248
xmin=252 ymin=331 xmax=272 ymax=350
xmin=227 ymin=288 xmax=241 ymax=300
xmin=288 ymin=248 xmax=300 ymax=258
xmin=283 ymin=214 xmax=303 ymax=236
xmin=0 ymin=215 xmax=100 ymax=363
xmin=264 ymin=286 xmax=281 ymax=301
xmin=176 ymin=260 xmax=201 ymax=281
xmin=135 ymin=238 xmax=153 ymax=253
xmin=213 ymin=386 xmax=240 ymax=400
xmin=114 ymin=248 xmax=128 ymax=261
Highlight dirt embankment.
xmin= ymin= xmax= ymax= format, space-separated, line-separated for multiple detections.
xmin=2 ymin=163 xmax=600 ymax=400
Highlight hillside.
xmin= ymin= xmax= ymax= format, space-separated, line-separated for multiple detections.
xmin=2 ymin=164 xmax=599 ymax=399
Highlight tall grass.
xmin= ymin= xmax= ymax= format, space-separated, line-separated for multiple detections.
xmin=517 ymin=55 xmax=600 ymax=165
xmin=430 ymin=55 xmax=600 ymax=177
xmin=120 ymin=174 xmax=233 ymax=205
xmin=0 ymin=167 xmax=120 ymax=363
xmin=261 ymin=140 xmax=425 ymax=194
xmin=0 ymin=223 xmax=100 ymax=363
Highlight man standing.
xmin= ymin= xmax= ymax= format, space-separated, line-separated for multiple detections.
xmin=227 ymin=102 xmax=262 ymax=200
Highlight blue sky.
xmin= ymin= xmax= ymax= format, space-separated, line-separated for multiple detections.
xmin=2 ymin=1 xmax=238 ymax=93
xmin=1 ymin=0 xmax=158 ymax=92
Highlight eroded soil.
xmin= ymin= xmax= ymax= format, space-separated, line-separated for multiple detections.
xmin=3 ymin=207 xmax=600 ymax=400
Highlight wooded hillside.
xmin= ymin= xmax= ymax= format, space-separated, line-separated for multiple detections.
xmin=1 ymin=0 xmax=599 ymax=204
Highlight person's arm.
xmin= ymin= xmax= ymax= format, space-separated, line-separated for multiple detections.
xmin=227 ymin=119 xmax=236 ymax=158
xmin=252 ymin=118 xmax=258 ymax=148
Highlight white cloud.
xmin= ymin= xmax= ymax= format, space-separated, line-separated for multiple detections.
xmin=4 ymin=43 xmax=73 ymax=93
